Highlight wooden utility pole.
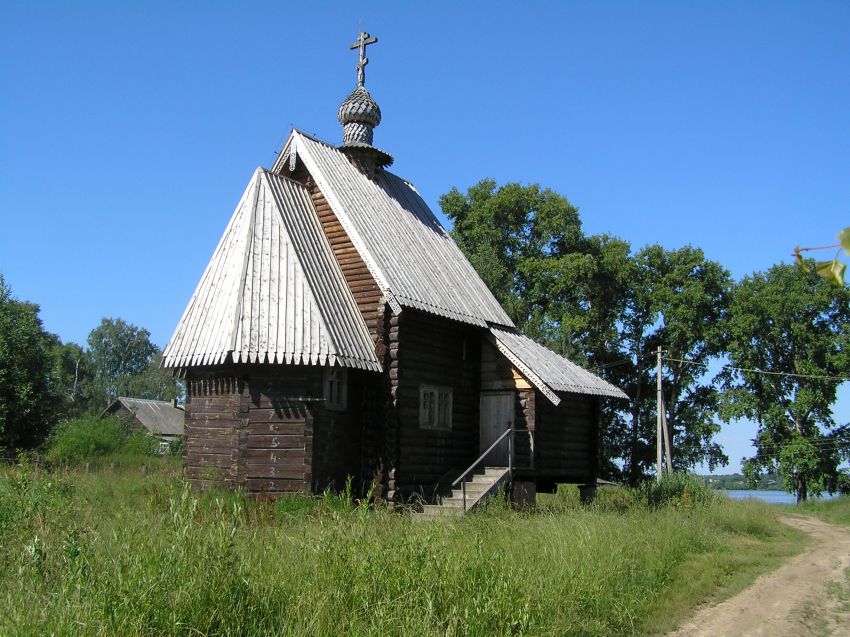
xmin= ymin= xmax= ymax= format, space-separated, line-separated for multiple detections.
xmin=656 ymin=346 xmax=663 ymax=483
xmin=656 ymin=346 xmax=673 ymax=482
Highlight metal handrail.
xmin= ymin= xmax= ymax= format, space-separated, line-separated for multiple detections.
xmin=452 ymin=426 xmax=514 ymax=512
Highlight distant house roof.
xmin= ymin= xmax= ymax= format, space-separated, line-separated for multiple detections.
xmin=276 ymin=131 xmax=515 ymax=329
xmin=489 ymin=326 xmax=629 ymax=404
xmin=161 ymin=169 xmax=381 ymax=371
xmin=103 ymin=397 xmax=185 ymax=437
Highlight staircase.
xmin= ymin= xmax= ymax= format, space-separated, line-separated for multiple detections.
xmin=418 ymin=467 xmax=511 ymax=518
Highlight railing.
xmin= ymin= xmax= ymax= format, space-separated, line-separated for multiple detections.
xmin=451 ymin=426 xmax=513 ymax=513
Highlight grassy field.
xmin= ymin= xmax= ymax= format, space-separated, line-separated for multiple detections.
xmin=0 ymin=459 xmax=805 ymax=637
xmin=792 ymin=497 xmax=850 ymax=528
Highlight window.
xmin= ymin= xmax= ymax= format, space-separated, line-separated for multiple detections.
xmin=323 ymin=367 xmax=347 ymax=410
xmin=419 ymin=384 xmax=452 ymax=430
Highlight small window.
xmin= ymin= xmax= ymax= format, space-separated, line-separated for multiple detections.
xmin=324 ymin=367 xmax=347 ymax=410
xmin=419 ymin=384 xmax=452 ymax=430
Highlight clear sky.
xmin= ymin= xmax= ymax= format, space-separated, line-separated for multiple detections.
xmin=2 ymin=1 xmax=848 ymax=473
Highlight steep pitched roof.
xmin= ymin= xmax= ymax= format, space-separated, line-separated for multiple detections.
xmin=489 ymin=326 xmax=629 ymax=404
xmin=103 ymin=397 xmax=185 ymax=437
xmin=277 ymin=131 xmax=515 ymax=329
xmin=162 ymin=169 xmax=381 ymax=371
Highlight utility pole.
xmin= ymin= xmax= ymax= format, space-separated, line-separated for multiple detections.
xmin=656 ymin=346 xmax=663 ymax=483
xmin=656 ymin=346 xmax=673 ymax=482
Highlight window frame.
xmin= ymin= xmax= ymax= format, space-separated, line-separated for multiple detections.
xmin=419 ymin=384 xmax=453 ymax=430
xmin=323 ymin=367 xmax=347 ymax=411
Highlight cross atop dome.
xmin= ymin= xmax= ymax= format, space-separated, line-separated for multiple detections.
xmin=351 ymin=31 xmax=378 ymax=87
xmin=337 ymin=31 xmax=393 ymax=176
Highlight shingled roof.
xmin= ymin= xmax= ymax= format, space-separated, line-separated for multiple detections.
xmin=489 ymin=326 xmax=629 ymax=404
xmin=275 ymin=131 xmax=515 ymax=329
xmin=162 ymin=169 xmax=381 ymax=371
xmin=103 ymin=397 xmax=185 ymax=437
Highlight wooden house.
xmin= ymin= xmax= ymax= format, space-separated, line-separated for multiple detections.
xmin=102 ymin=397 xmax=184 ymax=453
xmin=162 ymin=34 xmax=627 ymax=508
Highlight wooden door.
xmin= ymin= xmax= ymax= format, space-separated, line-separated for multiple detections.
xmin=479 ymin=392 xmax=514 ymax=466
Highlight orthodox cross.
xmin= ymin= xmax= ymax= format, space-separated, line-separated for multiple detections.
xmin=350 ymin=31 xmax=378 ymax=87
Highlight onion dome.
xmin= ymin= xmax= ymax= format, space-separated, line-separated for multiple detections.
xmin=338 ymin=86 xmax=382 ymax=132
xmin=336 ymin=86 xmax=393 ymax=177
xmin=337 ymin=31 xmax=393 ymax=178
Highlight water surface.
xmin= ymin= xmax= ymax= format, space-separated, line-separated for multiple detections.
xmin=720 ymin=489 xmax=837 ymax=505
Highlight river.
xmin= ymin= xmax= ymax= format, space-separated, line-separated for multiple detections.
xmin=719 ymin=489 xmax=838 ymax=505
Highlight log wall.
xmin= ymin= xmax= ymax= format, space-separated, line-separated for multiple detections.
xmin=392 ymin=309 xmax=480 ymax=499
xmin=534 ymin=392 xmax=598 ymax=487
xmin=184 ymin=366 xmax=324 ymax=496
xmin=184 ymin=374 xmax=242 ymax=490
xmin=309 ymin=184 xmax=384 ymax=346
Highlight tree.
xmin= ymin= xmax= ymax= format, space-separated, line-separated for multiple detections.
xmin=0 ymin=275 xmax=57 ymax=452
xmin=87 ymin=318 xmax=164 ymax=409
xmin=619 ymin=245 xmax=730 ymax=484
xmin=441 ymin=180 xmax=731 ymax=482
xmin=441 ymin=180 xmax=635 ymax=478
xmin=119 ymin=353 xmax=182 ymax=403
xmin=45 ymin=337 xmax=92 ymax=417
xmin=720 ymin=264 xmax=850 ymax=502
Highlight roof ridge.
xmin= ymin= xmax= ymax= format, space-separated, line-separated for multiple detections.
xmin=117 ymin=396 xmax=172 ymax=404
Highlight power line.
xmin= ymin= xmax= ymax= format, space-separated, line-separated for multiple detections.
xmin=664 ymin=356 xmax=850 ymax=383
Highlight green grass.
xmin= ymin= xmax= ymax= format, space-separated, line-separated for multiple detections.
xmin=43 ymin=415 xmax=163 ymax=468
xmin=793 ymin=496 xmax=850 ymax=527
xmin=0 ymin=463 xmax=803 ymax=637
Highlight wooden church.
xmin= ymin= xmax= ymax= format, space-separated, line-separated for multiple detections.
xmin=162 ymin=33 xmax=627 ymax=507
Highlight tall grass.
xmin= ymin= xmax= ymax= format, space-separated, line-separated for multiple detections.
xmin=0 ymin=464 xmax=801 ymax=636
xmin=793 ymin=495 xmax=850 ymax=527
xmin=43 ymin=415 xmax=160 ymax=467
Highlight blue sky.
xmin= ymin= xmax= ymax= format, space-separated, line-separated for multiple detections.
xmin=1 ymin=1 xmax=848 ymax=473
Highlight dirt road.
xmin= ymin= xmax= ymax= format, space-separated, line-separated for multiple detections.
xmin=667 ymin=515 xmax=850 ymax=637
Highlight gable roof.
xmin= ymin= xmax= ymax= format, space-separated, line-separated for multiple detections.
xmin=489 ymin=326 xmax=629 ymax=404
xmin=277 ymin=131 xmax=515 ymax=329
xmin=162 ymin=169 xmax=381 ymax=371
xmin=103 ymin=397 xmax=185 ymax=436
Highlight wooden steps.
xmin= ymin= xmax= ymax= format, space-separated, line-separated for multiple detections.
xmin=417 ymin=467 xmax=510 ymax=518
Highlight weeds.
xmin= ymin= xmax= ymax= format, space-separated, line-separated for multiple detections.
xmin=0 ymin=463 xmax=801 ymax=636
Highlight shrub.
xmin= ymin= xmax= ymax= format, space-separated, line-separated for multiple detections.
xmin=45 ymin=416 xmax=157 ymax=465
xmin=643 ymin=473 xmax=717 ymax=509
xmin=167 ymin=437 xmax=184 ymax=457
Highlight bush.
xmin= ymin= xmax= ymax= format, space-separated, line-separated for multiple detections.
xmin=45 ymin=416 xmax=157 ymax=466
xmin=642 ymin=473 xmax=717 ymax=509
xmin=167 ymin=437 xmax=184 ymax=457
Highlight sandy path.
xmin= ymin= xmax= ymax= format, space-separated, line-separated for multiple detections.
xmin=667 ymin=515 xmax=850 ymax=637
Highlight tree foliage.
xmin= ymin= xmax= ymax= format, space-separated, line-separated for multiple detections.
xmin=720 ymin=264 xmax=850 ymax=501
xmin=87 ymin=318 xmax=163 ymax=409
xmin=441 ymin=180 xmax=732 ymax=482
xmin=0 ymin=276 xmax=57 ymax=452
xmin=619 ymin=245 xmax=730 ymax=484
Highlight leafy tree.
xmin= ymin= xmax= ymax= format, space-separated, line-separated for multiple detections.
xmin=441 ymin=180 xmax=634 ymax=478
xmin=720 ymin=264 xmax=850 ymax=502
xmin=619 ymin=246 xmax=730 ymax=484
xmin=45 ymin=337 xmax=92 ymax=417
xmin=87 ymin=318 xmax=173 ymax=409
xmin=0 ymin=275 xmax=56 ymax=452
xmin=441 ymin=180 xmax=731 ymax=482
xmin=120 ymin=353 xmax=182 ymax=403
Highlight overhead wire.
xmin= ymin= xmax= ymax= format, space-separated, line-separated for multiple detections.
xmin=663 ymin=355 xmax=850 ymax=383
